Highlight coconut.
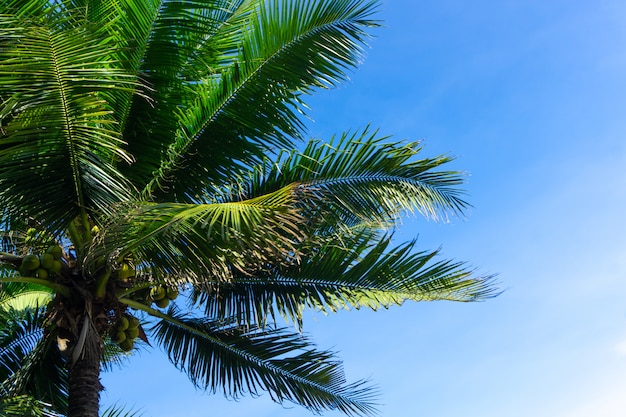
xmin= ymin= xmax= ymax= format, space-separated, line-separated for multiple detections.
xmin=22 ymin=254 xmax=40 ymax=271
xmin=40 ymin=253 xmax=55 ymax=270
xmin=46 ymin=245 xmax=63 ymax=260
xmin=48 ymin=260 xmax=62 ymax=274
xmin=127 ymin=316 xmax=140 ymax=330
xmin=119 ymin=338 xmax=134 ymax=352
xmin=36 ymin=268 xmax=48 ymax=279
xmin=126 ymin=327 xmax=139 ymax=339
xmin=118 ymin=263 xmax=134 ymax=281
xmin=150 ymin=286 xmax=166 ymax=301
xmin=166 ymin=287 xmax=179 ymax=300
xmin=111 ymin=331 xmax=126 ymax=344
xmin=116 ymin=316 xmax=129 ymax=331
xmin=155 ymin=297 xmax=170 ymax=308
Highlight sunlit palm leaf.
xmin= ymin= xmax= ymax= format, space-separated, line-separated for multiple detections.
xmin=122 ymin=0 xmax=247 ymax=188
xmin=138 ymin=0 xmax=379 ymax=199
xmin=70 ymin=0 xmax=162 ymax=128
xmin=191 ymin=230 xmax=497 ymax=329
xmin=92 ymin=184 xmax=306 ymax=282
xmin=151 ymin=306 xmax=378 ymax=416
xmin=2 ymin=0 xmax=57 ymax=19
xmin=0 ymin=282 xmax=53 ymax=313
xmin=0 ymin=394 xmax=47 ymax=417
xmin=0 ymin=12 xmax=137 ymax=230
xmin=232 ymin=128 xmax=470 ymax=230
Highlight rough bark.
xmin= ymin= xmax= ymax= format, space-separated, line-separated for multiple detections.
xmin=67 ymin=317 xmax=104 ymax=417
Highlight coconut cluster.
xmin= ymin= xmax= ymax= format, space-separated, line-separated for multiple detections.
xmin=109 ymin=314 xmax=140 ymax=351
xmin=20 ymin=245 xmax=64 ymax=279
xmin=150 ymin=285 xmax=178 ymax=308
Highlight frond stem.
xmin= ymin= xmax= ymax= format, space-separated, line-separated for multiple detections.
xmin=0 ymin=276 xmax=71 ymax=299
xmin=67 ymin=221 xmax=83 ymax=254
xmin=94 ymin=268 xmax=112 ymax=300
xmin=48 ymin=29 xmax=85 ymax=209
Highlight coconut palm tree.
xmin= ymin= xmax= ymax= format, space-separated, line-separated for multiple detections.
xmin=0 ymin=280 xmax=140 ymax=416
xmin=0 ymin=0 xmax=497 ymax=416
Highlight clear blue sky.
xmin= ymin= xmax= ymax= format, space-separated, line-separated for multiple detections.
xmin=101 ymin=1 xmax=626 ymax=416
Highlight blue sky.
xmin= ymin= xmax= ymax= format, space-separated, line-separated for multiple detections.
xmin=101 ymin=1 xmax=626 ymax=416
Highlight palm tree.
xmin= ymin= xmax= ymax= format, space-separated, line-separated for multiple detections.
xmin=0 ymin=280 xmax=138 ymax=416
xmin=0 ymin=0 xmax=497 ymax=416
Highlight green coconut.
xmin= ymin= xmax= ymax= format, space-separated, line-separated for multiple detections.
xmin=48 ymin=260 xmax=62 ymax=274
xmin=118 ymin=263 xmax=134 ymax=281
xmin=22 ymin=254 xmax=40 ymax=271
xmin=40 ymin=253 xmax=55 ymax=270
xmin=127 ymin=316 xmax=140 ymax=330
xmin=166 ymin=287 xmax=179 ymax=300
xmin=154 ymin=297 xmax=170 ymax=309
xmin=126 ymin=327 xmax=139 ymax=339
xmin=35 ymin=268 xmax=48 ymax=279
xmin=46 ymin=245 xmax=63 ymax=260
xmin=150 ymin=286 xmax=166 ymax=301
xmin=119 ymin=338 xmax=134 ymax=352
xmin=115 ymin=316 xmax=129 ymax=331
xmin=111 ymin=331 xmax=126 ymax=344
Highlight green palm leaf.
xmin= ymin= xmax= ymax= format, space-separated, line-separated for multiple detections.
xmin=100 ymin=403 xmax=144 ymax=417
xmin=150 ymin=306 xmax=378 ymax=416
xmin=121 ymin=0 xmax=248 ymax=188
xmin=70 ymin=0 xmax=162 ymax=128
xmin=236 ymin=128 xmax=470 ymax=229
xmin=0 ymin=11 xmax=137 ymax=230
xmin=0 ymin=394 xmax=48 ymax=417
xmin=0 ymin=305 xmax=68 ymax=415
xmin=132 ymin=0 xmax=379 ymax=199
xmin=92 ymin=184 xmax=307 ymax=282
xmin=0 ymin=282 xmax=53 ymax=313
xmin=191 ymin=230 xmax=497 ymax=329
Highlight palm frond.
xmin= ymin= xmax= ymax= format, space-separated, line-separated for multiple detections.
xmin=151 ymin=306 xmax=378 ymax=416
xmin=135 ymin=0 xmax=380 ymax=199
xmin=0 ymin=308 xmax=44 ymax=383
xmin=62 ymin=0 xmax=162 ymax=130
xmin=101 ymin=403 xmax=144 ymax=417
xmin=243 ymin=128 xmax=470 ymax=230
xmin=0 ymin=282 xmax=53 ymax=313
xmin=6 ymin=332 xmax=69 ymax=415
xmin=191 ymin=229 xmax=498 ymax=329
xmin=91 ymin=184 xmax=306 ymax=283
xmin=121 ymin=0 xmax=248 ymax=188
xmin=100 ymin=337 xmax=133 ymax=373
xmin=2 ymin=0 xmax=57 ymax=19
xmin=0 ymin=305 xmax=69 ymax=415
xmin=0 ymin=12 xmax=137 ymax=231
xmin=0 ymin=280 xmax=68 ymax=414
xmin=0 ymin=394 xmax=46 ymax=417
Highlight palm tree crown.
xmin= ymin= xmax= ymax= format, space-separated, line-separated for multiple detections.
xmin=0 ymin=1 xmax=497 ymax=416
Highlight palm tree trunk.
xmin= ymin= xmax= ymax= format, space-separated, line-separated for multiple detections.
xmin=67 ymin=316 xmax=103 ymax=417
